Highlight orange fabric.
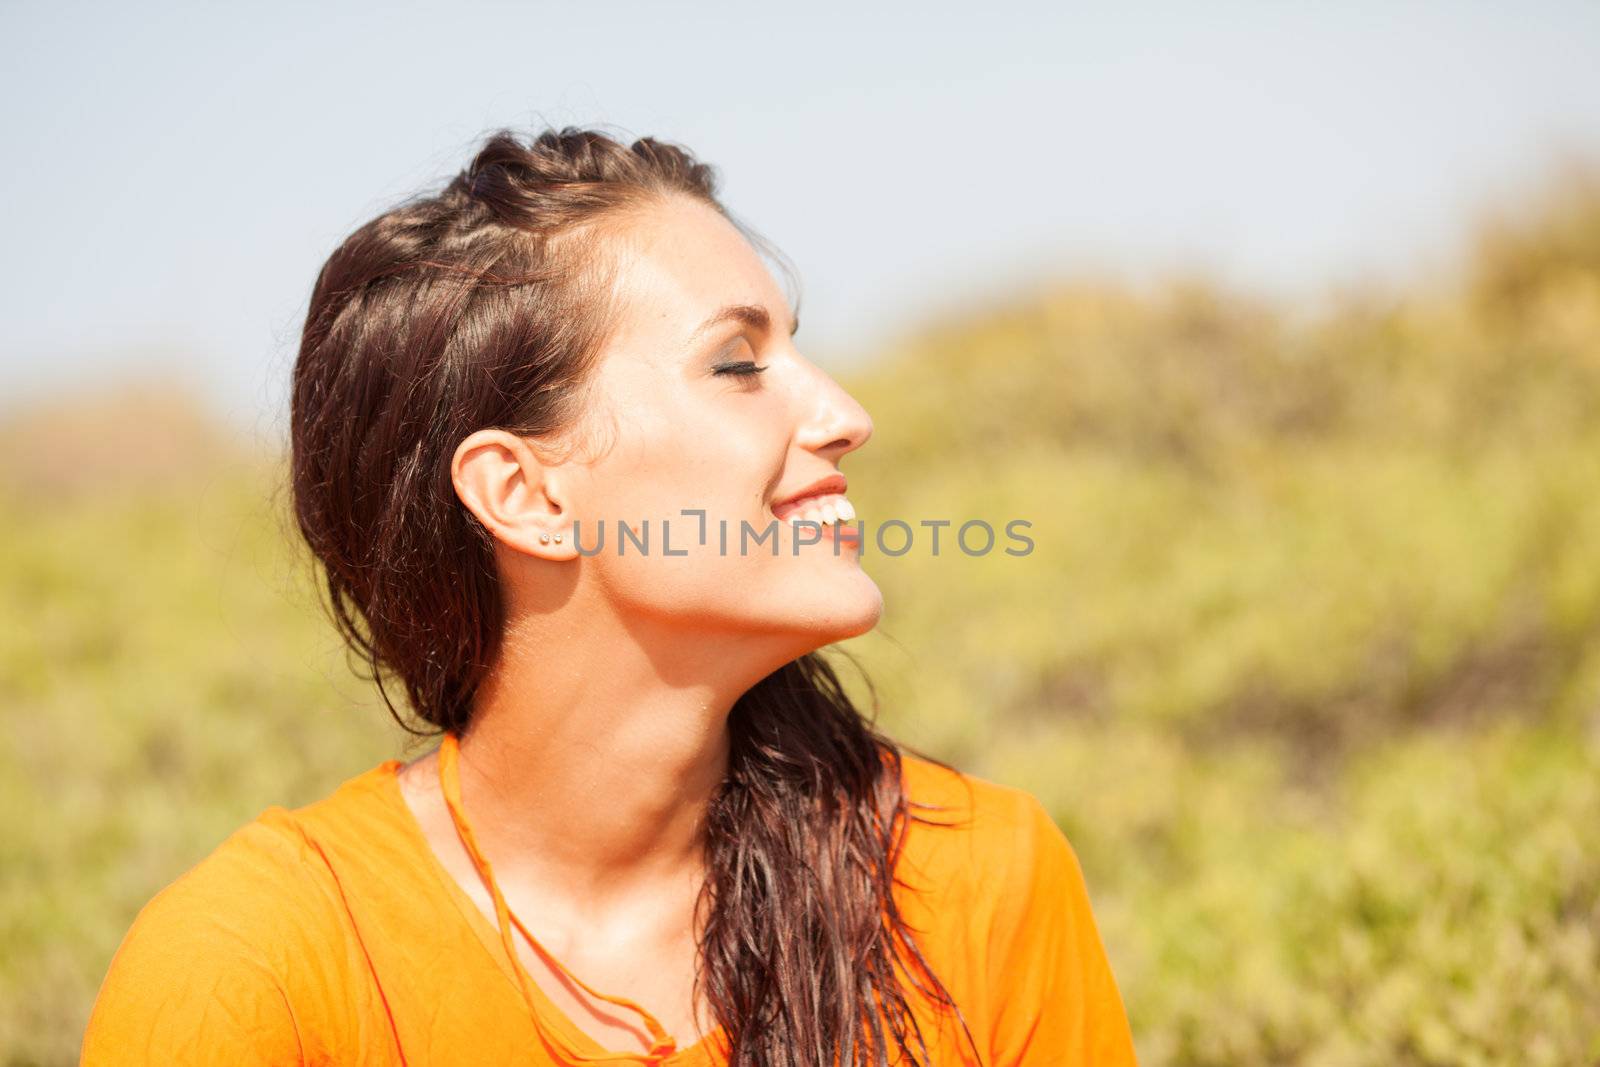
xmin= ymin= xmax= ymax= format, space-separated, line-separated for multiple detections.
xmin=80 ymin=749 xmax=1139 ymax=1066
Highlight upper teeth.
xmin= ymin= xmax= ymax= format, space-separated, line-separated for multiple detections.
xmin=781 ymin=493 xmax=855 ymax=526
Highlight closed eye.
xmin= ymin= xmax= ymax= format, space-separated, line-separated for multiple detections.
xmin=712 ymin=360 xmax=768 ymax=378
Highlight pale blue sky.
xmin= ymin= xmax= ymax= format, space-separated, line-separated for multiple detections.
xmin=3 ymin=1 xmax=1599 ymax=437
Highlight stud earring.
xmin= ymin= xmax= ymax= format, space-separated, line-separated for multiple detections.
xmin=553 ymin=533 xmax=564 ymax=544
xmin=539 ymin=533 xmax=551 ymax=544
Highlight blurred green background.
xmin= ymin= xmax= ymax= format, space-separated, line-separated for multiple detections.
xmin=4 ymin=170 xmax=1600 ymax=1067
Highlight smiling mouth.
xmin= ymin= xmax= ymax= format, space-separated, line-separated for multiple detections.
xmin=771 ymin=492 xmax=856 ymax=528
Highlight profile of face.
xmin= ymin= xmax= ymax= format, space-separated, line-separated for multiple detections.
xmin=453 ymin=194 xmax=881 ymax=661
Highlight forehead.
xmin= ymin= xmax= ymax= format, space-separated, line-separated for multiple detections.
xmin=600 ymin=196 xmax=790 ymax=351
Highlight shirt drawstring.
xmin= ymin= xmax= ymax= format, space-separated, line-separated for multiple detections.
xmin=438 ymin=732 xmax=680 ymax=1064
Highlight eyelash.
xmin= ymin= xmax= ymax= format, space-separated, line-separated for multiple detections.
xmin=713 ymin=360 xmax=768 ymax=378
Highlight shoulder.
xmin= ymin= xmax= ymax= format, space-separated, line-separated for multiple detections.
xmin=81 ymin=764 xmax=399 ymax=1065
xmin=893 ymin=752 xmax=1139 ymax=1067
xmin=105 ymin=763 xmax=401 ymax=967
xmin=101 ymin=808 xmax=339 ymax=968
xmin=896 ymin=750 xmax=1070 ymax=892
xmin=892 ymin=749 xmax=1085 ymax=969
xmin=143 ymin=805 xmax=341 ymax=914
xmin=81 ymin=812 xmax=323 ymax=1064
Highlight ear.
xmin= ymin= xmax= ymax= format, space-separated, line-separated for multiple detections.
xmin=450 ymin=429 xmax=579 ymax=561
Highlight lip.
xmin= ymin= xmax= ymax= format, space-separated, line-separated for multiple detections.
xmin=770 ymin=472 xmax=849 ymax=520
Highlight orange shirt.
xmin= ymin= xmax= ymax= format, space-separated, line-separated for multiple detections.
xmin=80 ymin=751 xmax=1139 ymax=1066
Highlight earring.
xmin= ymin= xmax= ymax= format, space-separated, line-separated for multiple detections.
xmin=553 ymin=533 xmax=564 ymax=544
xmin=539 ymin=533 xmax=551 ymax=544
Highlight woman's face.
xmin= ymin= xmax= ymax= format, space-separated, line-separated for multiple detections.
xmin=540 ymin=194 xmax=881 ymax=649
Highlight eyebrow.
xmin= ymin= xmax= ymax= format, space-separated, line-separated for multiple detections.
xmin=690 ymin=303 xmax=800 ymax=344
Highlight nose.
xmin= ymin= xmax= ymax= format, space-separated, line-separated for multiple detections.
xmin=792 ymin=358 xmax=874 ymax=461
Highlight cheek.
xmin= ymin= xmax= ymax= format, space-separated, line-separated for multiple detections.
xmin=591 ymin=407 xmax=780 ymax=527
xmin=591 ymin=450 xmax=766 ymax=533
xmin=571 ymin=454 xmax=778 ymax=621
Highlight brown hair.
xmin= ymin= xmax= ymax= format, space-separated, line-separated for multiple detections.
xmin=288 ymin=126 xmax=977 ymax=1066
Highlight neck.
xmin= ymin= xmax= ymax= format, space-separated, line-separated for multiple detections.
xmin=452 ymin=605 xmax=796 ymax=911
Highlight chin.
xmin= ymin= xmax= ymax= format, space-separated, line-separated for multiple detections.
xmin=800 ymin=574 xmax=885 ymax=643
xmin=830 ymin=606 xmax=882 ymax=643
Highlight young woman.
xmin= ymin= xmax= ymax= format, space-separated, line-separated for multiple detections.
xmin=81 ymin=127 xmax=1138 ymax=1067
